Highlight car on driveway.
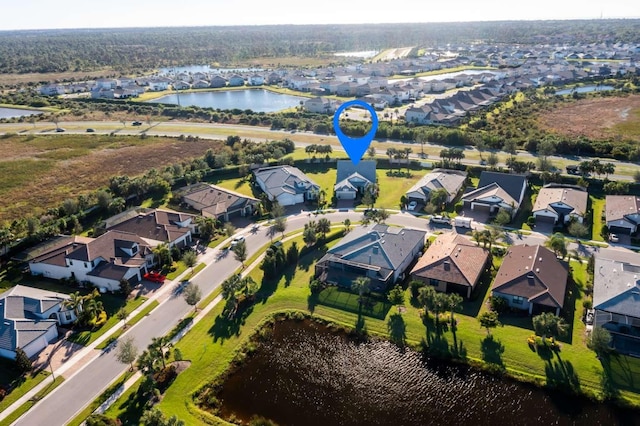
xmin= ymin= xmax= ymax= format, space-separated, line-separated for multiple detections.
xmin=408 ymin=201 xmax=418 ymax=211
xmin=609 ymin=234 xmax=619 ymax=243
xmin=143 ymin=271 xmax=166 ymax=283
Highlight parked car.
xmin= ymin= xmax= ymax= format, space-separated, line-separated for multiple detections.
xmin=86 ymin=128 xmax=95 ymax=133
xmin=609 ymin=234 xmax=619 ymax=243
xmin=585 ymin=309 xmax=594 ymax=325
xmin=132 ymin=121 xmax=143 ymax=126
xmin=407 ymin=201 xmax=418 ymax=211
xmin=143 ymin=271 xmax=166 ymax=283
xmin=230 ymin=235 xmax=245 ymax=247
xmin=430 ymin=215 xmax=451 ymax=225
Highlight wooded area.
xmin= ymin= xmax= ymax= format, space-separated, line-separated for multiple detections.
xmin=1 ymin=20 xmax=639 ymax=74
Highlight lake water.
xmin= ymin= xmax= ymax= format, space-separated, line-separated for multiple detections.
xmin=555 ymin=85 xmax=615 ymax=95
xmin=0 ymin=107 xmax=43 ymax=119
xmin=147 ymin=89 xmax=306 ymax=112
xmin=217 ymin=319 xmax=640 ymax=426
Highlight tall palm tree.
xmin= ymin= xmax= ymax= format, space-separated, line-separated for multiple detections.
xmin=351 ymin=277 xmax=371 ymax=309
xmin=63 ymin=291 xmax=84 ymax=316
xmin=152 ymin=243 xmax=171 ymax=269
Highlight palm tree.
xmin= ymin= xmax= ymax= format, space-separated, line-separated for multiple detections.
xmin=343 ymin=218 xmax=351 ymax=233
xmin=64 ymin=291 xmax=84 ymax=317
xmin=152 ymin=243 xmax=171 ymax=269
xmin=447 ymin=293 xmax=464 ymax=325
xmin=317 ymin=218 xmax=331 ymax=240
xmin=351 ymin=277 xmax=371 ymax=310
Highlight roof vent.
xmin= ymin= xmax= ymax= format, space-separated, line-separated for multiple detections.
xmin=539 ymin=257 xmax=543 ymax=262
xmin=381 ymin=240 xmax=385 ymax=244
xmin=444 ymin=261 xmax=450 ymax=271
xmin=536 ymin=268 xmax=540 ymax=273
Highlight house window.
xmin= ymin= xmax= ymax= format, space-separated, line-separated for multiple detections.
xmin=429 ymin=278 xmax=439 ymax=286
xmin=84 ymin=262 xmax=88 ymax=269
xmin=69 ymin=261 xmax=73 ymax=266
xmin=513 ymin=296 xmax=524 ymax=305
xmin=64 ymin=311 xmax=73 ymax=321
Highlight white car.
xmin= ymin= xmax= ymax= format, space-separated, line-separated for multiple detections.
xmin=230 ymin=235 xmax=245 ymax=247
xmin=609 ymin=234 xmax=619 ymax=243
xmin=407 ymin=201 xmax=418 ymax=211
xmin=430 ymin=215 xmax=451 ymax=225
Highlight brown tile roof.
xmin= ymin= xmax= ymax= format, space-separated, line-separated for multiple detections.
xmin=492 ymin=245 xmax=568 ymax=308
xmin=107 ymin=210 xmax=191 ymax=244
xmin=410 ymin=233 xmax=489 ymax=288
xmin=67 ymin=230 xmax=150 ymax=265
xmin=181 ymin=184 xmax=258 ymax=216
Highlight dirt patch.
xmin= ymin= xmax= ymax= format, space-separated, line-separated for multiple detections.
xmin=171 ymin=360 xmax=191 ymax=374
xmin=537 ymin=94 xmax=640 ymax=141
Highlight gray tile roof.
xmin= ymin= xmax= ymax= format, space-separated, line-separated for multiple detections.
xmin=254 ymin=166 xmax=319 ymax=199
xmin=406 ymin=169 xmax=467 ymax=200
xmin=324 ymin=224 xmax=425 ymax=273
xmin=336 ymin=160 xmax=377 ymax=185
xmin=477 ymin=171 xmax=527 ymax=204
xmin=593 ymin=252 xmax=640 ymax=319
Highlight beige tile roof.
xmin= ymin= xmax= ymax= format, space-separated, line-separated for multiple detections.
xmin=532 ymin=185 xmax=588 ymax=216
xmin=410 ymin=233 xmax=489 ymax=288
xmin=605 ymin=195 xmax=640 ymax=222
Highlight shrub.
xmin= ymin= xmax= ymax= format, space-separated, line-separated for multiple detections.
xmin=153 ymin=365 xmax=177 ymax=392
xmin=454 ymin=202 xmax=463 ymax=213
xmin=410 ymin=280 xmax=426 ymax=298
xmin=309 ymin=279 xmax=325 ymax=294
xmin=582 ymin=298 xmax=593 ymax=310
xmin=527 ymin=216 xmax=536 ymax=226
xmin=489 ymin=296 xmax=509 ymax=313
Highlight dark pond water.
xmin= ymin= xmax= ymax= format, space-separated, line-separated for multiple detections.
xmin=146 ymin=89 xmax=305 ymax=112
xmin=218 ymin=320 xmax=640 ymax=426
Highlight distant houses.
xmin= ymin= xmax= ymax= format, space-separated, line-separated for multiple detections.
xmin=605 ymin=195 xmax=640 ymax=235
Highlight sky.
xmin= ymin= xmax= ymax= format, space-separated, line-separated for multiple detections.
xmin=1 ymin=0 xmax=638 ymax=31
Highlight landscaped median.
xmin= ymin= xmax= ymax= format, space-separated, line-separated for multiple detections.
xmin=0 ymin=377 xmax=65 ymax=426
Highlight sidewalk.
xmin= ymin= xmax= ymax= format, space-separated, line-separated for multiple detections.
xmin=90 ymin=228 xmax=306 ymax=416
xmin=0 ymin=230 xmax=238 ymax=424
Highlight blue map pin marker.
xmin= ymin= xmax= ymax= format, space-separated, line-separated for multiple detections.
xmin=333 ymin=99 xmax=378 ymax=165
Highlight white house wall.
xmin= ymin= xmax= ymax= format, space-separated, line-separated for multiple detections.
xmin=29 ymin=262 xmax=71 ymax=280
xmin=22 ymin=327 xmax=57 ymax=358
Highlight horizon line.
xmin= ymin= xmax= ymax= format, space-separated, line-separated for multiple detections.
xmin=2 ymin=16 xmax=640 ymax=33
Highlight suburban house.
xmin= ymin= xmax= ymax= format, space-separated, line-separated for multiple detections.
xmin=592 ymin=252 xmax=640 ymax=355
xmin=405 ymin=169 xmax=467 ymax=206
xmin=532 ymin=184 xmax=588 ymax=225
xmin=605 ymin=195 xmax=640 ymax=235
xmin=410 ymin=233 xmax=490 ymax=298
xmin=248 ymin=74 xmax=264 ymax=86
xmin=0 ymin=285 xmax=77 ymax=360
xmin=253 ymin=166 xmax=320 ymax=206
xmin=209 ymin=75 xmax=227 ymax=88
xmin=228 ymin=74 xmax=245 ymax=87
xmin=461 ymin=171 xmax=527 ymax=217
xmin=179 ymin=183 xmax=259 ymax=221
xmin=105 ymin=209 xmax=195 ymax=249
xmin=28 ymin=231 xmax=154 ymax=293
xmin=334 ymin=160 xmax=377 ymax=200
xmin=315 ymin=224 xmax=426 ymax=291
xmin=304 ymin=97 xmax=338 ymax=114
xmin=492 ymin=245 xmax=568 ymax=316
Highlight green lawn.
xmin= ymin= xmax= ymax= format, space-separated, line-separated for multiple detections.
xmin=68 ymin=296 xmax=147 ymax=346
xmin=0 ymin=365 xmax=50 ymax=415
xmin=0 ymin=377 xmax=65 ymax=426
xmin=591 ymin=195 xmax=606 ymax=241
xmin=96 ymin=300 xmax=160 ymax=350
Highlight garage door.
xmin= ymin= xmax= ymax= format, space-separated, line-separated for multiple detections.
xmin=336 ymin=190 xmax=356 ymax=200
xmin=609 ymin=225 xmax=632 ymax=235
xmin=472 ymin=203 xmax=491 ymax=212
xmin=535 ymin=214 xmax=556 ymax=224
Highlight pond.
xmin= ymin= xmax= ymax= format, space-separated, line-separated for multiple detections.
xmin=0 ymin=107 xmax=43 ymax=119
xmin=217 ymin=319 xmax=640 ymax=426
xmin=555 ymin=85 xmax=616 ymax=95
xmin=146 ymin=89 xmax=306 ymax=113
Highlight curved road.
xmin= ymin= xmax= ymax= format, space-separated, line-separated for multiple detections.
xmin=11 ymin=208 xmax=631 ymax=425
